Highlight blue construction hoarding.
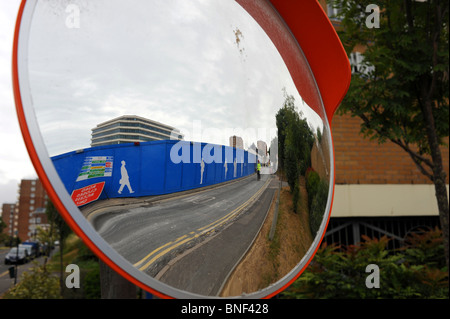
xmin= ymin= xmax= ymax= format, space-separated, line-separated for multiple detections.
xmin=51 ymin=140 xmax=257 ymax=206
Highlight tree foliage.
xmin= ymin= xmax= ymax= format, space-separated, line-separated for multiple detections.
xmin=0 ymin=219 xmax=9 ymax=246
xmin=333 ymin=0 xmax=449 ymax=158
xmin=45 ymin=200 xmax=73 ymax=296
xmin=331 ymin=0 xmax=449 ymax=268
xmin=306 ymin=170 xmax=329 ymax=237
xmin=3 ymin=262 xmax=61 ymax=299
xmin=280 ymin=227 xmax=448 ymax=299
xmin=276 ymin=89 xmax=315 ymax=206
xmin=0 ymin=218 xmax=6 ymax=233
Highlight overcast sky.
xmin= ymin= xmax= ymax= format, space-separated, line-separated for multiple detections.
xmin=1 ymin=0 xmax=324 ymax=209
xmin=0 ymin=0 xmax=37 ymax=209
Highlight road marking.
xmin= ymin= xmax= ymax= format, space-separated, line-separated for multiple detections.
xmin=151 ymin=175 xmax=255 ymax=205
xmin=0 ymin=270 xmax=10 ymax=278
xmin=86 ymin=175 xmax=256 ymax=222
xmin=134 ymin=177 xmax=272 ymax=272
xmin=133 ymin=234 xmax=188 ymax=269
xmin=136 ymin=234 xmax=201 ymax=271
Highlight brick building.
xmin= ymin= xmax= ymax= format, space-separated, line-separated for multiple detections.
xmin=229 ymin=135 xmax=244 ymax=149
xmin=1 ymin=179 xmax=49 ymax=243
xmin=327 ymin=114 xmax=449 ymax=248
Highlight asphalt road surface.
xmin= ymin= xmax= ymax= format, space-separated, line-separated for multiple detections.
xmin=0 ymin=248 xmax=15 ymax=295
xmin=157 ymin=180 xmax=278 ymax=296
xmin=89 ymin=173 xmax=274 ymax=280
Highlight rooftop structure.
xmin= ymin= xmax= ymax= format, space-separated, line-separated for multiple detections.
xmin=91 ymin=115 xmax=183 ymax=147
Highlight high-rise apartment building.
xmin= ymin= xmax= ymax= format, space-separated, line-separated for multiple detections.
xmin=16 ymin=179 xmax=48 ymax=242
xmin=257 ymin=140 xmax=268 ymax=164
xmin=91 ymin=115 xmax=183 ymax=147
xmin=229 ymin=135 xmax=244 ymax=149
xmin=1 ymin=179 xmax=50 ymax=242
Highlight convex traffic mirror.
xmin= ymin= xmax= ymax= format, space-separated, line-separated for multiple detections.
xmin=13 ymin=0 xmax=350 ymax=298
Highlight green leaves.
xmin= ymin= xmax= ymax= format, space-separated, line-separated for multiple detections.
xmin=334 ymin=0 xmax=449 ymax=153
xmin=276 ymin=89 xmax=315 ymax=190
xmin=280 ymin=228 xmax=448 ymax=299
xmin=3 ymin=262 xmax=61 ymax=299
xmin=275 ymin=89 xmax=316 ymax=218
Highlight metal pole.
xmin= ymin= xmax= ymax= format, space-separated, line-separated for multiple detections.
xmin=14 ymin=239 xmax=18 ymax=285
xmin=99 ymin=260 xmax=136 ymax=299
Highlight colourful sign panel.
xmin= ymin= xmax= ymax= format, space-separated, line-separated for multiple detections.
xmin=71 ymin=182 xmax=105 ymax=207
xmin=76 ymin=156 xmax=113 ymax=181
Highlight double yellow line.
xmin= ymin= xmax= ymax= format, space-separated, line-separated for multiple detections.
xmin=134 ymin=177 xmax=271 ymax=272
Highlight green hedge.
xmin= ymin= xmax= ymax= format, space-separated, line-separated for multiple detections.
xmin=306 ymin=170 xmax=329 ymax=237
xmin=280 ymin=227 xmax=448 ymax=299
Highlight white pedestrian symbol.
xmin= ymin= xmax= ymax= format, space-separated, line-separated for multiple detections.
xmin=200 ymin=158 xmax=205 ymax=184
xmin=224 ymin=159 xmax=228 ymax=178
xmin=118 ymin=160 xmax=134 ymax=194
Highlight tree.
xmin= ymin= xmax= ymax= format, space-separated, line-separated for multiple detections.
xmin=276 ymin=89 xmax=315 ymax=179
xmin=0 ymin=218 xmax=6 ymax=233
xmin=0 ymin=219 xmax=8 ymax=246
xmin=276 ymin=88 xmax=297 ymax=173
xmin=276 ymin=90 xmax=315 ymax=214
xmin=35 ymin=225 xmax=57 ymax=268
xmin=46 ymin=200 xmax=72 ymax=296
xmin=331 ymin=0 xmax=449 ymax=268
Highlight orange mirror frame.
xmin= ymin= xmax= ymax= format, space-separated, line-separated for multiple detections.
xmin=12 ymin=0 xmax=350 ymax=299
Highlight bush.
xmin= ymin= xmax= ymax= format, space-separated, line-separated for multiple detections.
xmin=284 ymin=142 xmax=299 ymax=194
xmin=83 ymin=264 xmax=101 ymax=299
xmin=65 ymin=235 xmax=101 ymax=299
xmin=309 ymin=179 xmax=328 ymax=237
xmin=306 ymin=170 xmax=320 ymax=209
xmin=292 ymin=182 xmax=300 ymax=214
xmin=3 ymin=262 xmax=61 ymax=299
xmin=306 ymin=170 xmax=328 ymax=237
xmin=280 ymin=228 xmax=449 ymax=299
xmin=402 ymin=227 xmax=447 ymax=269
xmin=61 ymin=260 xmax=101 ymax=299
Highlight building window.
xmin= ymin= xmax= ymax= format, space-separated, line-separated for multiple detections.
xmin=327 ymin=3 xmax=342 ymax=21
xmin=349 ymin=52 xmax=375 ymax=76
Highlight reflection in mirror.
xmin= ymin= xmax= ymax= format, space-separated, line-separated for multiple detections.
xmin=24 ymin=0 xmax=331 ymax=297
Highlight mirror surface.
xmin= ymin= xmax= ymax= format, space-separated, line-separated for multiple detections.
xmin=20 ymin=0 xmax=332 ymax=297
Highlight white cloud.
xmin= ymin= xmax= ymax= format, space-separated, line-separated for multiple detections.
xmin=0 ymin=0 xmax=38 ymax=206
xmin=2 ymin=0 xmax=326 ymax=207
